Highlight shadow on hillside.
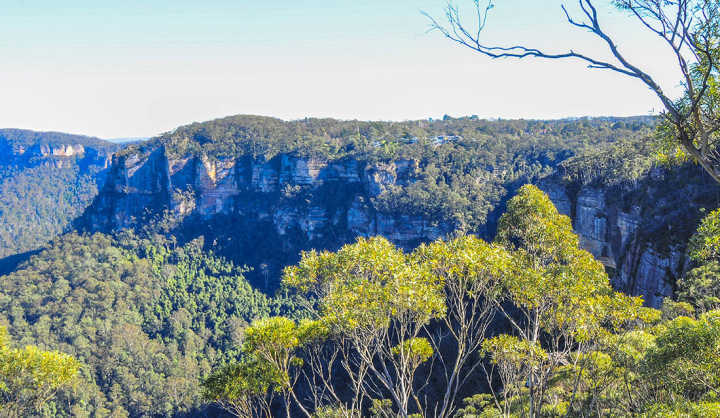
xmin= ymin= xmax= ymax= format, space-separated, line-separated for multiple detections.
xmin=0 ymin=248 xmax=41 ymax=276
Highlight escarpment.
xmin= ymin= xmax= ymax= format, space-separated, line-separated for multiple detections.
xmin=74 ymin=115 xmax=718 ymax=305
xmin=81 ymin=147 xmax=451 ymax=272
xmin=80 ymin=146 xmax=715 ymax=307
xmin=539 ymin=164 xmax=717 ymax=307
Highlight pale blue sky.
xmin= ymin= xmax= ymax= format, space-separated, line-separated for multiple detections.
xmin=0 ymin=1 xmax=683 ymax=138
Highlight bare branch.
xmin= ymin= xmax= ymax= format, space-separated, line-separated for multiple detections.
xmin=426 ymin=0 xmax=720 ymax=182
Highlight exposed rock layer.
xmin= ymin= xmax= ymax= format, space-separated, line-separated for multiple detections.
xmin=83 ymin=146 xmax=713 ymax=306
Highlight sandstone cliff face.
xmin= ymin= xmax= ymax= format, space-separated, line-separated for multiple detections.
xmin=538 ymin=180 xmax=696 ymax=307
xmin=1 ymin=140 xmax=112 ymax=170
xmin=84 ymin=145 xmax=708 ymax=304
xmin=86 ymin=147 xmax=449 ymax=250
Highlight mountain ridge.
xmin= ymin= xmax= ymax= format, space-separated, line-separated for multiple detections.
xmin=76 ymin=114 xmax=714 ymax=306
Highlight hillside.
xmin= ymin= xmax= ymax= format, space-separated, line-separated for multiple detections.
xmin=2 ymin=115 xmax=719 ymax=416
xmin=0 ymin=129 xmax=120 ymax=261
xmin=76 ymin=114 xmax=718 ymax=305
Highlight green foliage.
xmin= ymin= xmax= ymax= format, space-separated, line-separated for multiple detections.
xmin=0 ymin=130 xmax=117 ymax=259
xmin=689 ymin=209 xmax=720 ymax=264
xmin=0 ymin=165 xmax=101 ymax=259
xmin=454 ymin=394 xmax=503 ymax=418
xmin=0 ymin=326 xmax=80 ymax=417
xmin=644 ymin=401 xmax=720 ymax=417
xmin=679 ymin=209 xmax=720 ymax=313
xmin=391 ymin=337 xmax=434 ymax=366
xmin=201 ymin=357 xmax=279 ymax=418
xmin=644 ymin=311 xmax=720 ymax=401
xmin=242 ymin=317 xmax=303 ymax=388
xmin=678 ymin=262 xmax=720 ymax=313
xmin=0 ymin=232 xmax=288 ymax=416
xmin=311 ymin=405 xmax=352 ymax=418
xmin=560 ymin=133 xmax=657 ymax=186
xmin=413 ymin=231 xmax=512 ymax=291
xmin=484 ymin=186 xmax=648 ymax=417
xmin=282 ymin=237 xmax=448 ymax=417
xmin=285 ymin=237 xmax=446 ymax=332
xmin=496 ymin=185 xmax=642 ymax=338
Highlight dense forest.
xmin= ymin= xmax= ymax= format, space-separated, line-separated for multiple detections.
xmin=0 ymin=231 xmax=306 ymax=416
xmin=0 ymin=130 xmax=118 ymax=261
xmin=1 ymin=115 xmax=719 ymax=417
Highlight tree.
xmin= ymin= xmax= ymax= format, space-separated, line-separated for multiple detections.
xmin=484 ymin=185 xmax=645 ymax=417
xmin=283 ymin=237 xmax=446 ymax=417
xmin=677 ymin=208 xmax=720 ymax=312
xmin=201 ymin=359 xmax=278 ymax=418
xmin=413 ymin=236 xmax=510 ymax=418
xmin=688 ymin=208 xmax=720 ymax=263
xmin=427 ymin=0 xmax=720 ymax=182
xmin=0 ymin=326 xmax=80 ymax=417
xmin=644 ymin=311 xmax=720 ymax=407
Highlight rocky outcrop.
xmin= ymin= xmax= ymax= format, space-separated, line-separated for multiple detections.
xmin=538 ymin=178 xmax=705 ymax=308
xmin=85 ymin=147 xmax=446 ymax=249
xmin=83 ymin=144 xmax=712 ymax=303
xmin=1 ymin=139 xmax=113 ymax=170
xmin=86 ymin=148 xmax=449 ymax=247
xmin=80 ymin=147 xmax=451 ymax=289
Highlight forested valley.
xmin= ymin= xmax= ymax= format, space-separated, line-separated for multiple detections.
xmin=0 ymin=112 xmax=719 ymax=417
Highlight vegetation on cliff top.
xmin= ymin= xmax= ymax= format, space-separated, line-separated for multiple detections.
xmin=125 ymin=114 xmax=657 ymax=162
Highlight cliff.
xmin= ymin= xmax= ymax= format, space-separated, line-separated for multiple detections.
xmin=539 ymin=163 xmax=717 ymax=307
xmin=81 ymin=139 xmax=717 ymax=306
xmin=81 ymin=148 xmax=451 ymax=290
xmin=0 ymin=129 xmax=119 ymax=260
xmin=0 ymin=129 xmax=115 ymax=167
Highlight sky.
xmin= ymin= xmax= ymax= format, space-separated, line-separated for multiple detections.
xmin=0 ymin=0 xmax=686 ymax=139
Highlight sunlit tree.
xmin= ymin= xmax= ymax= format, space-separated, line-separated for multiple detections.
xmin=0 ymin=326 xmax=80 ymax=417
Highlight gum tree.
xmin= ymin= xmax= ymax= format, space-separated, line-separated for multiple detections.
xmin=284 ymin=237 xmax=446 ymax=417
xmin=0 ymin=326 xmax=80 ymax=417
xmin=413 ymin=236 xmax=510 ymax=418
xmin=484 ymin=185 xmax=645 ymax=417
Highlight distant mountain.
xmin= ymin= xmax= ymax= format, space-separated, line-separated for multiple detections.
xmin=107 ymin=136 xmax=149 ymax=144
xmin=0 ymin=129 xmax=121 ymax=261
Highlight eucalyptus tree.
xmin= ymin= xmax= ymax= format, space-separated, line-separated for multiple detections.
xmin=201 ymin=359 xmax=278 ymax=418
xmin=0 ymin=326 xmax=80 ymax=417
xmin=413 ymin=236 xmax=510 ymax=418
xmin=427 ymin=0 xmax=720 ymax=182
xmin=283 ymin=237 xmax=446 ymax=417
xmin=483 ymin=185 xmax=646 ymax=417
xmin=678 ymin=208 xmax=720 ymax=312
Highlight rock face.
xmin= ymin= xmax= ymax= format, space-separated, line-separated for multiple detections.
xmin=85 ymin=148 xmax=448 ymax=249
xmin=80 ymin=148 xmax=453 ymax=289
xmin=83 ymin=145 xmax=710 ymax=305
xmin=538 ymin=179 xmax=703 ymax=308
xmin=0 ymin=134 xmax=113 ymax=170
